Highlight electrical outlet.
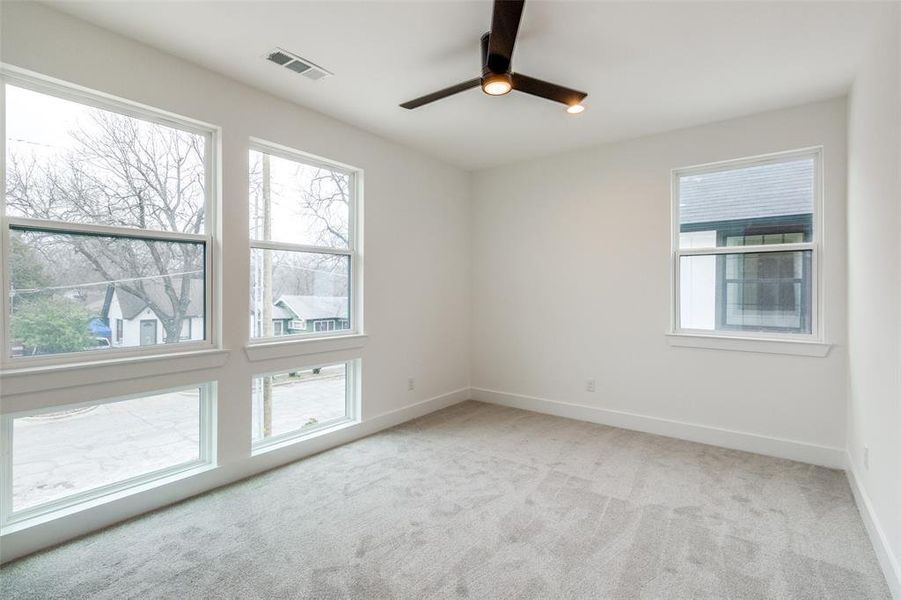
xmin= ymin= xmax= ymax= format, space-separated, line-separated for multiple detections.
xmin=586 ymin=378 xmax=596 ymax=393
xmin=408 ymin=377 xmax=415 ymax=391
xmin=863 ymin=446 xmax=870 ymax=470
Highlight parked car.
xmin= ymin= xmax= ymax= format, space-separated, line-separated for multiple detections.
xmin=92 ymin=337 xmax=112 ymax=350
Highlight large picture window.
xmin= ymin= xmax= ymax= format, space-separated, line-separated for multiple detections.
xmin=673 ymin=149 xmax=820 ymax=338
xmin=1 ymin=384 xmax=214 ymax=525
xmin=3 ymin=80 xmax=213 ymax=362
xmin=249 ymin=143 xmax=358 ymax=341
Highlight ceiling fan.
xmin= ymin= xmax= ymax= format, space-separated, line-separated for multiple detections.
xmin=399 ymin=0 xmax=587 ymax=114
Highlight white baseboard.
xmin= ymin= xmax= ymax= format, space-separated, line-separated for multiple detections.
xmin=361 ymin=386 xmax=471 ymax=432
xmin=845 ymin=454 xmax=901 ymax=599
xmin=470 ymin=387 xmax=846 ymax=469
xmin=0 ymin=387 xmax=471 ymax=565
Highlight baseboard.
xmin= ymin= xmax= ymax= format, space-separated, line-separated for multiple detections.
xmin=470 ymin=387 xmax=846 ymax=469
xmin=0 ymin=387 xmax=471 ymax=565
xmin=845 ymin=453 xmax=901 ymax=599
xmin=361 ymin=386 xmax=471 ymax=432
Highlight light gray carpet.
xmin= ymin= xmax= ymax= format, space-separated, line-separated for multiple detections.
xmin=0 ymin=401 xmax=890 ymax=599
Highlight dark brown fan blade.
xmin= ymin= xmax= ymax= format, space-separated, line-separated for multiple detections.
xmin=400 ymin=78 xmax=481 ymax=109
xmin=487 ymin=0 xmax=525 ymax=74
xmin=511 ymin=73 xmax=587 ymax=107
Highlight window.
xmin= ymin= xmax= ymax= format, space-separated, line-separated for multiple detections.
xmin=3 ymin=80 xmax=213 ymax=362
xmin=673 ymin=149 xmax=820 ymax=338
xmin=313 ymin=320 xmax=338 ymax=332
xmin=1 ymin=384 xmax=214 ymax=524
xmin=251 ymin=361 xmax=357 ymax=449
xmin=248 ymin=143 xmax=358 ymax=341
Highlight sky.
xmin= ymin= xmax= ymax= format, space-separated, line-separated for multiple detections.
xmin=6 ymin=84 xmax=84 ymax=156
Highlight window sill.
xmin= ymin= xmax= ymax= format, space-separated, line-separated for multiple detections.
xmin=251 ymin=417 xmax=358 ymax=456
xmin=666 ymin=333 xmax=831 ymax=357
xmin=0 ymin=349 xmax=230 ymax=397
xmin=244 ymin=334 xmax=368 ymax=362
xmin=0 ymin=462 xmax=216 ymax=536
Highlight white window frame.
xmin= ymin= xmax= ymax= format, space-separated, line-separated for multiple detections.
xmin=0 ymin=382 xmax=216 ymax=529
xmin=0 ymin=67 xmax=219 ymax=369
xmin=250 ymin=359 xmax=360 ymax=454
xmin=248 ymin=138 xmax=362 ymax=344
xmin=671 ymin=147 xmax=824 ymax=344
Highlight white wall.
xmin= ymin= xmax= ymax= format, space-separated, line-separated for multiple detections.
xmin=846 ymin=5 xmax=901 ymax=593
xmin=472 ymin=98 xmax=848 ymax=462
xmin=0 ymin=2 xmax=471 ymax=561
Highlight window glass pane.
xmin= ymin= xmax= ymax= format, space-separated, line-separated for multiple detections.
xmin=8 ymin=228 xmax=205 ymax=357
xmin=678 ymin=157 xmax=814 ymax=249
xmin=680 ymin=251 xmax=812 ymax=334
xmin=250 ymin=249 xmax=349 ymax=339
xmin=5 ymin=85 xmax=206 ymax=233
xmin=252 ymin=363 xmax=349 ymax=443
xmin=11 ymin=387 xmax=204 ymax=512
xmin=249 ymin=149 xmax=351 ymax=248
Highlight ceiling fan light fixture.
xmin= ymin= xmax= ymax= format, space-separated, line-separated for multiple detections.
xmin=482 ymin=73 xmax=513 ymax=96
xmin=399 ymin=1 xmax=588 ymax=111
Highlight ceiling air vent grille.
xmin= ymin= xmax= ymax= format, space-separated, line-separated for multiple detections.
xmin=265 ymin=48 xmax=332 ymax=81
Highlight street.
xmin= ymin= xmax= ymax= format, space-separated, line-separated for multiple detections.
xmin=13 ymin=372 xmax=346 ymax=511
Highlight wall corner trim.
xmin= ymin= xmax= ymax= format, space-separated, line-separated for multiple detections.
xmin=845 ymin=453 xmax=901 ymax=599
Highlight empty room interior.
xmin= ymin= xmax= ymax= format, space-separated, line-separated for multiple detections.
xmin=0 ymin=0 xmax=900 ymax=598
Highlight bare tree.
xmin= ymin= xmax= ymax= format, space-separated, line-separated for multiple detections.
xmin=7 ymin=110 xmax=206 ymax=344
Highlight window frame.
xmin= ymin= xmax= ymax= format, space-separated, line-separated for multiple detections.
xmin=0 ymin=382 xmax=216 ymax=529
xmin=250 ymin=359 xmax=360 ymax=454
xmin=0 ymin=67 xmax=219 ymax=369
xmin=247 ymin=138 xmax=362 ymax=344
xmin=671 ymin=147 xmax=824 ymax=343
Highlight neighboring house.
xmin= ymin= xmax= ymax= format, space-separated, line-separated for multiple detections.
xmin=251 ymin=295 xmax=350 ymax=336
xmin=99 ymin=284 xmax=347 ymax=345
xmin=679 ymin=159 xmax=814 ymax=333
xmin=100 ymin=283 xmax=205 ymax=347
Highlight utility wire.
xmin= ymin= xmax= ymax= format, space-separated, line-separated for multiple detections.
xmin=11 ymin=269 xmax=203 ymax=295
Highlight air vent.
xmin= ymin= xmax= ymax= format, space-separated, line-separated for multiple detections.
xmin=265 ymin=48 xmax=332 ymax=81
xmin=266 ymin=50 xmax=293 ymax=66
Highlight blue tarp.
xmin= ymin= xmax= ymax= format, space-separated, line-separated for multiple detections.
xmin=88 ymin=318 xmax=112 ymax=338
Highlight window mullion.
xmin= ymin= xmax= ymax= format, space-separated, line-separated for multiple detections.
xmin=676 ymin=242 xmax=815 ymax=258
xmin=250 ymin=239 xmax=352 ymax=256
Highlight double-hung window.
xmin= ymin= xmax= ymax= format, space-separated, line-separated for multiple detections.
xmin=251 ymin=361 xmax=358 ymax=452
xmin=673 ymin=149 xmax=821 ymax=339
xmin=249 ymin=142 xmax=359 ymax=341
xmin=2 ymin=77 xmax=214 ymax=363
xmin=1 ymin=383 xmax=214 ymax=526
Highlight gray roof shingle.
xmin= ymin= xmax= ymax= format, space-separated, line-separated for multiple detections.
xmin=679 ymin=157 xmax=814 ymax=225
xmin=276 ymin=295 xmax=348 ymax=321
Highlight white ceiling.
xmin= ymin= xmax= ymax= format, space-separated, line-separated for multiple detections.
xmin=47 ymin=1 xmax=887 ymax=170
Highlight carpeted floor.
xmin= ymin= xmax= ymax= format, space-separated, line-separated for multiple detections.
xmin=0 ymin=401 xmax=891 ymax=599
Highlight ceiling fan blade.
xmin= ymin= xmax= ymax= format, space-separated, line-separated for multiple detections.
xmin=511 ymin=73 xmax=587 ymax=107
xmin=400 ymin=78 xmax=481 ymax=109
xmin=487 ymin=0 xmax=525 ymax=74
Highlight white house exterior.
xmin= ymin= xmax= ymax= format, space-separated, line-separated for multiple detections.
xmin=102 ymin=285 xmax=205 ymax=347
